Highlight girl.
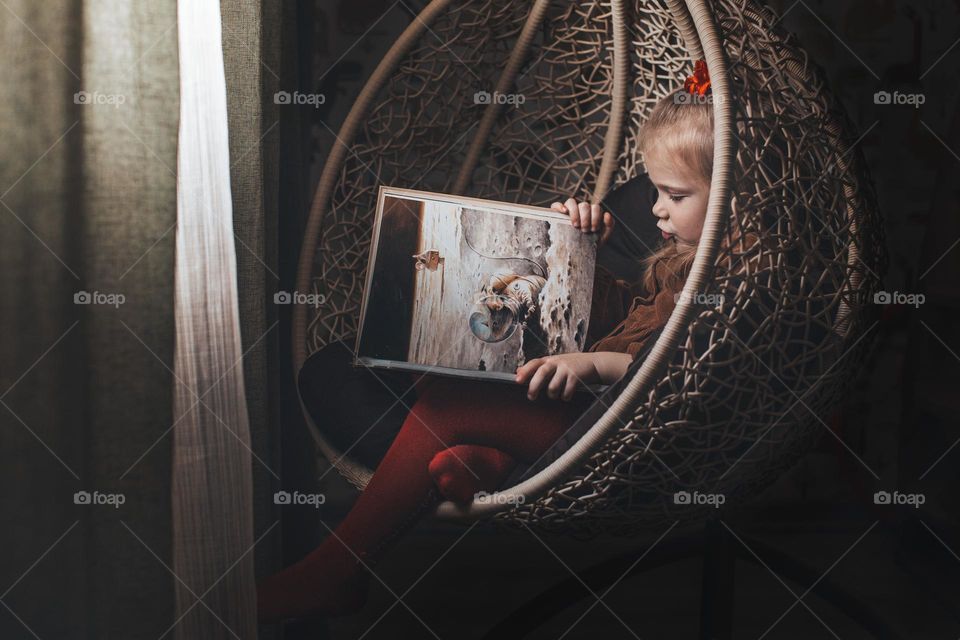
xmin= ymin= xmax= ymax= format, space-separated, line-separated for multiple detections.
xmin=257 ymin=64 xmax=715 ymax=624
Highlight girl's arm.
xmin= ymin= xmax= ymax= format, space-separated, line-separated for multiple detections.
xmin=590 ymin=351 xmax=633 ymax=384
xmin=515 ymin=351 xmax=632 ymax=401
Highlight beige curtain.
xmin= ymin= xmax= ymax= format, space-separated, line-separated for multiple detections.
xmin=0 ymin=0 xmax=279 ymax=637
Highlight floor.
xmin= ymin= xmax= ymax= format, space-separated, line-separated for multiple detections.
xmin=276 ymin=497 xmax=960 ymax=640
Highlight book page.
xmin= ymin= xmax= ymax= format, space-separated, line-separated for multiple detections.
xmin=357 ymin=187 xmax=598 ymax=386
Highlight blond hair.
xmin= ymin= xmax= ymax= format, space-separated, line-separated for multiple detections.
xmin=637 ymin=89 xmax=714 ymax=294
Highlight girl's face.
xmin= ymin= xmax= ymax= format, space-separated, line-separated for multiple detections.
xmin=645 ymin=154 xmax=709 ymax=248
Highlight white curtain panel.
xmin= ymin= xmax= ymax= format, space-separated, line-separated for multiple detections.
xmin=171 ymin=0 xmax=256 ymax=637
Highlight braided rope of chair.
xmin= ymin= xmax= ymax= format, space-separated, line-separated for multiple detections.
xmin=292 ymin=0 xmax=887 ymax=534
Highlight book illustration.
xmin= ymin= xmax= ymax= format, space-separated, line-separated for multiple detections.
xmin=471 ymin=268 xmax=546 ymax=344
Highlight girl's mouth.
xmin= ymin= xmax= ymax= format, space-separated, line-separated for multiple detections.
xmin=661 ymin=230 xmax=673 ymax=240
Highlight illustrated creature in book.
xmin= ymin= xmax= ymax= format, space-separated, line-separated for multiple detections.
xmin=471 ymin=267 xmax=546 ymax=344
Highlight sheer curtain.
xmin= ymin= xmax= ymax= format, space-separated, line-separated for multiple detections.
xmin=171 ymin=0 xmax=259 ymax=637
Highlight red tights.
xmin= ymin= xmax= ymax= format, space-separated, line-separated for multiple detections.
xmin=257 ymin=375 xmax=593 ymax=622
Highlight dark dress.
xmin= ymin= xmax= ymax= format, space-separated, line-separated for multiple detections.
xmin=298 ymin=174 xmax=661 ymax=469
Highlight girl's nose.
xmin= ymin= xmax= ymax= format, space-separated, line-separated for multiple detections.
xmin=652 ymin=199 xmax=668 ymax=219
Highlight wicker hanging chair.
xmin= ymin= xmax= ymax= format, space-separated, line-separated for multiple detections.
xmin=292 ymin=0 xmax=886 ymax=536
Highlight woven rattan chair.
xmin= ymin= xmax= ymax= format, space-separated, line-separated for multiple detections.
xmin=292 ymin=0 xmax=886 ymax=537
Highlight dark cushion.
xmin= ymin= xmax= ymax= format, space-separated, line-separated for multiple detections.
xmin=596 ymin=172 xmax=662 ymax=282
xmin=297 ymin=338 xmax=418 ymax=469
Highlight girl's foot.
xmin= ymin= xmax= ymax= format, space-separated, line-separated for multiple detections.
xmin=428 ymin=445 xmax=518 ymax=504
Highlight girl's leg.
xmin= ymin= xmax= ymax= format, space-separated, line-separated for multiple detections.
xmin=256 ymin=377 xmax=593 ymax=621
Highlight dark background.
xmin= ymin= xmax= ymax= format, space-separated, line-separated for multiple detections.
xmin=271 ymin=1 xmax=960 ymax=638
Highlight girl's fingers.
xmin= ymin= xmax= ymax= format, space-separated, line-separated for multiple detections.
xmin=577 ymin=201 xmax=591 ymax=230
xmin=564 ymin=198 xmax=580 ymax=227
xmin=590 ymin=204 xmax=602 ymax=232
xmin=527 ymin=361 xmax=557 ymax=400
xmin=547 ymin=369 xmax=567 ymax=400
xmin=562 ymin=373 xmax=579 ymax=402
xmin=556 ymin=197 xmax=609 ymax=237
xmin=515 ymin=358 xmax=541 ymax=383
xmin=600 ymin=211 xmax=615 ymax=246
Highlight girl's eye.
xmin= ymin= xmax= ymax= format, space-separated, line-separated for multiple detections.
xmin=669 ymin=194 xmax=686 ymax=202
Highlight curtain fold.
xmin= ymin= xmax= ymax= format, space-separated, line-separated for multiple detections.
xmin=220 ymin=0 xmax=283 ymax=606
xmin=1 ymin=0 xmax=179 ymax=637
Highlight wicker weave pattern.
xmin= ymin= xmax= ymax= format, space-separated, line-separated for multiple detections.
xmin=293 ymin=0 xmax=886 ymax=534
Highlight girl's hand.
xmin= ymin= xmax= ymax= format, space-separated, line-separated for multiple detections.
xmin=551 ymin=197 xmax=615 ymax=248
xmin=515 ymin=353 xmax=600 ymax=402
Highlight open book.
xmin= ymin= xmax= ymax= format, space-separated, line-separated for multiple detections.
xmin=355 ymin=186 xmax=607 ymax=392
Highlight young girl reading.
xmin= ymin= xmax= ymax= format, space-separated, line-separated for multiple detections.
xmin=257 ymin=61 xmax=716 ymax=624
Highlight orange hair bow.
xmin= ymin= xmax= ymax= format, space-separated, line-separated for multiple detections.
xmin=684 ymin=59 xmax=711 ymax=96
